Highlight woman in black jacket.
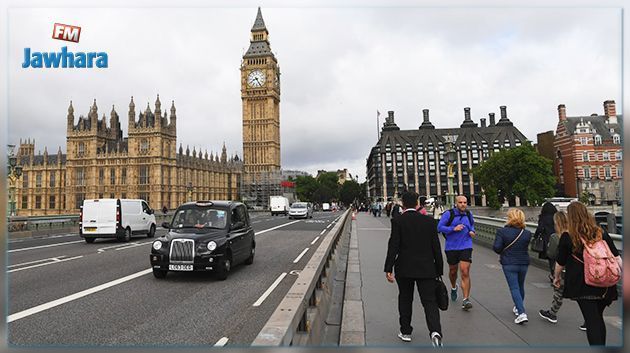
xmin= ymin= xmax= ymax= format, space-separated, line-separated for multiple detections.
xmin=554 ymin=202 xmax=621 ymax=346
xmin=534 ymin=202 xmax=557 ymax=280
xmin=493 ymin=208 xmax=532 ymax=324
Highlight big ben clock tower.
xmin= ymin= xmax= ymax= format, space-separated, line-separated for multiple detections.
xmin=241 ymin=7 xmax=281 ymax=176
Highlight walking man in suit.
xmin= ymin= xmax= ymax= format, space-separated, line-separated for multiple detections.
xmin=384 ymin=191 xmax=444 ymax=347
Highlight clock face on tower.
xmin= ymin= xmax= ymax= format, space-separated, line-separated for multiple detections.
xmin=247 ymin=70 xmax=266 ymax=87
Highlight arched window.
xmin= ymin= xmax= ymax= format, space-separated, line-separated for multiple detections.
xmin=613 ymin=134 xmax=620 ymax=144
xmin=594 ymin=135 xmax=602 ymax=145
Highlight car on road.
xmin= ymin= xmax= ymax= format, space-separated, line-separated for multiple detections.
xmin=322 ymin=202 xmax=330 ymax=211
xmin=288 ymin=202 xmax=313 ymax=219
xmin=150 ymin=201 xmax=255 ymax=280
xmin=80 ymin=198 xmax=156 ymax=243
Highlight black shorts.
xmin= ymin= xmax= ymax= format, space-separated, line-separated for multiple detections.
xmin=445 ymin=248 xmax=473 ymax=266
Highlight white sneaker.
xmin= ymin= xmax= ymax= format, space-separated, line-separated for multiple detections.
xmin=515 ymin=313 xmax=528 ymax=324
xmin=398 ymin=332 xmax=411 ymax=342
xmin=430 ymin=332 xmax=443 ymax=347
xmin=512 ymin=306 xmax=519 ymax=316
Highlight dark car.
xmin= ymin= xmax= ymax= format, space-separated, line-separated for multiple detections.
xmin=150 ymin=201 xmax=255 ymax=280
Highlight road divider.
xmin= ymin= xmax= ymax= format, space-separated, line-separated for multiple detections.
xmin=253 ymin=272 xmax=287 ymax=307
xmin=253 ymin=209 xmax=351 ymax=346
xmin=8 ymin=268 xmax=152 ymax=323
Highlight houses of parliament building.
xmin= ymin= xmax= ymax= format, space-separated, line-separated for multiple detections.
xmin=14 ymin=7 xmax=282 ymax=216
xmin=15 ymin=96 xmax=243 ymax=216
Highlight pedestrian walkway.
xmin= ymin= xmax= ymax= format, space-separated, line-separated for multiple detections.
xmin=350 ymin=212 xmax=622 ymax=347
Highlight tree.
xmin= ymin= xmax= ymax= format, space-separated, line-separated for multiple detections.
xmin=339 ymin=180 xmax=363 ymax=206
xmin=473 ymin=143 xmax=556 ymax=209
xmin=295 ymin=175 xmax=318 ymax=202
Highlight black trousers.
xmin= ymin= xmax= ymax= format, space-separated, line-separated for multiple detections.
xmin=577 ymin=299 xmax=608 ymax=346
xmin=395 ymin=277 xmax=441 ymax=336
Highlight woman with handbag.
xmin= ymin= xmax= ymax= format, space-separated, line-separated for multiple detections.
xmin=493 ymin=208 xmax=532 ymax=324
xmin=532 ymin=202 xmax=558 ymax=281
xmin=553 ymin=202 xmax=621 ymax=346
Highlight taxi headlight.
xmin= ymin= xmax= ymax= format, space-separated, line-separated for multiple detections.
xmin=207 ymin=241 xmax=217 ymax=251
xmin=152 ymin=241 xmax=163 ymax=251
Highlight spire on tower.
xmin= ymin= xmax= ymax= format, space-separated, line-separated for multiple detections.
xmin=252 ymin=7 xmax=267 ymax=31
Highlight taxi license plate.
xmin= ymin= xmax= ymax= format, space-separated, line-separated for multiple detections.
xmin=169 ymin=264 xmax=193 ymax=271
xmin=84 ymin=227 xmax=96 ymax=232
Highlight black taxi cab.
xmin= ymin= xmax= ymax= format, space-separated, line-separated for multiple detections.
xmin=150 ymin=201 xmax=255 ymax=280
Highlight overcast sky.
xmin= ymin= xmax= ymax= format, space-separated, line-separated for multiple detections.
xmin=7 ymin=4 xmax=621 ymax=181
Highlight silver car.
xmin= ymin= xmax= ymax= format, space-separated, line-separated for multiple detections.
xmin=288 ymin=202 xmax=313 ymax=219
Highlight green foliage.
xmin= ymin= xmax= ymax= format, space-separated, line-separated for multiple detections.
xmin=340 ymin=180 xmax=363 ymax=206
xmin=473 ymin=143 xmax=555 ymax=209
xmin=295 ymin=175 xmax=319 ymax=202
xmin=294 ymin=172 xmax=366 ymax=206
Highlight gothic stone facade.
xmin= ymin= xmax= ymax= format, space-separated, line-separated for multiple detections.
xmin=16 ymin=96 xmax=242 ymax=216
xmin=367 ymin=106 xmax=527 ymax=206
xmin=553 ymin=100 xmax=622 ymax=204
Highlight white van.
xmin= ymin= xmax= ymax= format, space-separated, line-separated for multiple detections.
xmin=80 ymin=199 xmax=156 ymax=243
xmin=269 ymin=196 xmax=290 ymax=216
xmin=322 ymin=203 xmax=330 ymax=211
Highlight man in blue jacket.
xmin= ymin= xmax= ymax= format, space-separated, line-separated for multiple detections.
xmin=438 ymin=195 xmax=476 ymax=310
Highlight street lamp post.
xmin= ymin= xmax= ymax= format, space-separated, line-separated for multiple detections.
xmin=7 ymin=144 xmax=23 ymax=217
xmin=187 ymin=182 xmax=193 ymax=202
xmin=445 ymin=142 xmax=457 ymax=209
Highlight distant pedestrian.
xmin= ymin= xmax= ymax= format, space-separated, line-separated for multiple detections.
xmin=377 ymin=203 xmax=383 ymax=217
xmin=433 ymin=198 xmax=444 ymax=219
xmin=438 ymin=195 xmax=476 ymax=311
xmin=384 ymin=191 xmax=444 ymax=346
xmin=162 ymin=205 xmax=168 ymax=215
xmin=417 ymin=196 xmax=428 ymax=216
xmin=493 ymin=208 xmax=532 ymax=324
xmin=391 ymin=201 xmax=402 ymax=219
xmin=385 ymin=202 xmax=393 ymax=217
xmin=554 ymin=202 xmax=622 ymax=345
xmin=533 ymin=202 xmax=558 ymax=281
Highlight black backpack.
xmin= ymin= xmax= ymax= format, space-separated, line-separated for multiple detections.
xmin=441 ymin=208 xmax=473 ymax=238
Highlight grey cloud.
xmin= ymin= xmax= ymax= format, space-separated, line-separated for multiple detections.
xmin=8 ymin=7 xmax=621 ymax=182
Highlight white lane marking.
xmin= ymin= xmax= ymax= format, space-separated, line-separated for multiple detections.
xmin=255 ymin=220 xmax=300 ymax=235
xmin=319 ymin=229 xmax=327 ymax=235
xmin=97 ymin=242 xmax=140 ymax=253
xmin=115 ymin=241 xmax=152 ymax=251
xmin=8 ymin=257 xmax=59 ymax=268
xmin=8 ymin=268 xmax=153 ymax=323
xmin=253 ymin=272 xmax=287 ymax=307
xmin=325 ymin=224 xmax=332 ymax=230
xmin=8 ymin=256 xmax=84 ymax=273
xmin=9 ymin=233 xmax=77 ymax=243
xmin=214 ymin=337 xmax=229 ymax=346
xmin=8 ymin=240 xmax=84 ymax=253
xmin=293 ymin=248 xmax=310 ymax=263
xmin=310 ymin=236 xmax=320 ymax=245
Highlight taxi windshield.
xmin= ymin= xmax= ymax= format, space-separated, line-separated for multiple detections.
xmin=291 ymin=203 xmax=306 ymax=209
xmin=171 ymin=207 xmax=227 ymax=229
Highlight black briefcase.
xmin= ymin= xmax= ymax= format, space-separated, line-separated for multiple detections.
xmin=435 ymin=277 xmax=449 ymax=311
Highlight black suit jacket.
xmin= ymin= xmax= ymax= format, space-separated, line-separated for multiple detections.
xmin=384 ymin=210 xmax=444 ymax=278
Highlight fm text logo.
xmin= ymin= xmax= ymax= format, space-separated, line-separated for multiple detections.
xmin=52 ymin=23 xmax=81 ymax=43
xmin=22 ymin=23 xmax=108 ymax=69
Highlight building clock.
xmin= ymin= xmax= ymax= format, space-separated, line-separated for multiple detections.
xmin=247 ymin=70 xmax=266 ymax=87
